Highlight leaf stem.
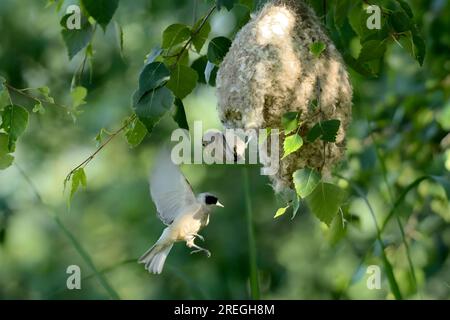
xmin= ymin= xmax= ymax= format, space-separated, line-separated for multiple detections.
xmin=243 ymin=167 xmax=260 ymax=299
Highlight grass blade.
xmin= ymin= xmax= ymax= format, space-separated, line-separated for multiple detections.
xmin=15 ymin=163 xmax=121 ymax=299
xmin=349 ymin=182 xmax=403 ymax=300
xmin=243 ymin=167 xmax=260 ymax=299
xmin=54 ymin=217 xmax=121 ymax=299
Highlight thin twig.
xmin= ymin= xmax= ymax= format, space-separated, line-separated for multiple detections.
xmin=4 ymin=82 xmax=68 ymax=111
xmin=65 ymin=6 xmax=217 ymax=181
xmin=172 ymin=5 xmax=216 ymax=66
xmin=65 ymin=114 xmax=136 ymax=183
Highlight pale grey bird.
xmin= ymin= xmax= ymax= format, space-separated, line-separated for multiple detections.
xmin=138 ymin=149 xmax=224 ymax=274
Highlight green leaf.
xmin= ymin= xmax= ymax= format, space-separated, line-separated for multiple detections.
xmin=412 ymin=32 xmax=426 ymax=66
xmin=71 ymin=86 xmax=87 ymax=109
xmin=396 ymin=0 xmax=413 ymax=18
xmin=81 ymin=0 xmax=119 ymax=30
xmin=132 ymin=87 xmax=174 ymax=133
xmin=33 ymin=101 xmax=45 ymax=114
xmin=307 ymin=119 xmax=341 ymax=143
xmin=191 ymin=56 xmax=208 ymax=84
xmin=162 ymin=24 xmax=191 ymax=49
xmin=348 ymin=2 xmax=364 ymax=37
xmin=0 ymin=153 xmax=13 ymax=170
xmin=239 ymin=0 xmax=254 ymax=10
xmin=163 ymin=47 xmax=189 ymax=66
xmin=306 ymin=182 xmax=345 ymax=226
xmin=1 ymin=105 xmax=29 ymax=152
xmin=291 ymin=194 xmax=301 ymax=219
xmin=327 ymin=213 xmax=347 ymax=245
xmin=207 ymin=37 xmax=232 ymax=65
xmin=0 ymin=133 xmax=10 ymax=155
xmin=38 ymin=86 xmax=50 ymax=96
xmin=70 ymin=168 xmax=87 ymax=200
xmin=401 ymin=27 xmax=426 ymax=66
xmin=293 ymin=168 xmax=321 ymax=199
xmin=69 ymin=86 xmax=87 ymax=122
xmin=389 ymin=11 xmax=412 ymax=33
xmin=166 ymin=65 xmax=198 ymax=99
xmin=281 ymin=112 xmax=300 ymax=135
xmin=192 ymin=19 xmax=211 ymax=53
xmin=172 ymin=98 xmax=189 ymax=130
xmin=334 ymin=0 xmax=353 ymax=27
xmin=61 ymin=14 xmax=94 ymax=60
xmin=0 ymin=133 xmax=14 ymax=170
xmin=309 ymin=41 xmax=326 ymax=58
xmin=274 ymin=206 xmax=289 ymax=219
xmin=94 ymin=128 xmax=107 ymax=146
xmin=125 ymin=118 xmax=148 ymax=148
xmin=38 ymin=86 xmax=55 ymax=104
xmin=282 ymin=134 xmax=303 ymax=159
xmin=343 ymin=53 xmax=377 ymax=77
xmin=217 ymin=0 xmax=236 ymax=11
xmin=135 ymin=62 xmax=170 ymax=102
xmin=358 ymin=40 xmax=387 ymax=62
xmin=232 ymin=4 xmax=251 ymax=29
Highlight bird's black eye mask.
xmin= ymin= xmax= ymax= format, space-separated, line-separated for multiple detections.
xmin=205 ymin=195 xmax=218 ymax=205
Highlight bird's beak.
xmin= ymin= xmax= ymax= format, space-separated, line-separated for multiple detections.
xmin=216 ymin=201 xmax=224 ymax=208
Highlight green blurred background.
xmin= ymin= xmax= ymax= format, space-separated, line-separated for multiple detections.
xmin=0 ymin=0 xmax=450 ymax=299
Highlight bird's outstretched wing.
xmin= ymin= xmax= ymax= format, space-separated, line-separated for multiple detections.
xmin=149 ymin=148 xmax=198 ymax=225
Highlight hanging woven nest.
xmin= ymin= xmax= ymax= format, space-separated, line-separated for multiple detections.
xmin=216 ymin=0 xmax=353 ymax=193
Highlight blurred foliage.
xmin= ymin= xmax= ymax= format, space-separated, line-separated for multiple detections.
xmin=0 ymin=0 xmax=449 ymax=300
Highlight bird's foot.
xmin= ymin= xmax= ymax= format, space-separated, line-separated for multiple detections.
xmin=193 ymin=233 xmax=204 ymax=242
xmin=190 ymin=248 xmax=211 ymax=258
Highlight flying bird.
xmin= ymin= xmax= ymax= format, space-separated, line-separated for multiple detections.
xmin=139 ymin=149 xmax=224 ymax=274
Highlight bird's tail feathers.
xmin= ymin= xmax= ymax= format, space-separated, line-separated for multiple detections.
xmin=138 ymin=242 xmax=173 ymax=274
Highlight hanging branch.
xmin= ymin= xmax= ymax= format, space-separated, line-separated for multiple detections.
xmin=3 ymin=82 xmax=69 ymax=112
xmin=64 ymin=114 xmax=136 ymax=184
xmin=65 ymin=5 xmax=217 ymax=184
xmin=171 ymin=5 xmax=216 ymax=66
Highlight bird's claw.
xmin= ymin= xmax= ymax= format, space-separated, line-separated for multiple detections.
xmin=190 ymin=249 xmax=211 ymax=258
xmin=194 ymin=233 xmax=204 ymax=242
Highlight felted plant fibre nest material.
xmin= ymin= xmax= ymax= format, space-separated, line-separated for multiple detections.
xmin=216 ymin=0 xmax=353 ymax=193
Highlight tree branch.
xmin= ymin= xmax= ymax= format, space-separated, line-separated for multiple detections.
xmin=172 ymin=5 xmax=216 ymax=66
xmin=65 ymin=114 xmax=136 ymax=184
xmin=4 ymin=82 xmax=69 ymax=111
